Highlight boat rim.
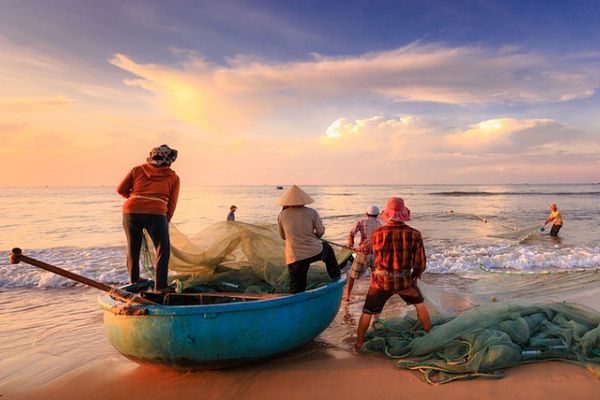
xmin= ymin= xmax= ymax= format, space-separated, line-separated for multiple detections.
xmin=98 ymin=273 xmax=347 ymax=316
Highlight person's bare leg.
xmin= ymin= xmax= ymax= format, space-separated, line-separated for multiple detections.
xmin=343 ymin=277 xmax=355 ymax=301
xmin=355 ymin=312 xmax=373 ymax=351
xmin=415 ymin=303 xmax=432 ymax=332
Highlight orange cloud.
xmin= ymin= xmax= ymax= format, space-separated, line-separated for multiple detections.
xmin=446 ymin=118 xmax=553 ymax=148
xmin=110 ymin=43 xmax=599 ymax=136
xmin=0 ymin=96 xmax=75 ymax=113
xmin=110 ymin=54 xmax=264 ymax=134
xmin=2 ymin=35 xmax=599 ymax=186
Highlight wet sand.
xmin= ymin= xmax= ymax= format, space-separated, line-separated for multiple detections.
xmin=7 ymin=348 xmax=600 ymax=400
xmin=2 ymin=273 xmax=600 ymax=400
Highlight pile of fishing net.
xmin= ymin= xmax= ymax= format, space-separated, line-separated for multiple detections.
xmin=361 ymin=301 xmax=600 ymax=384
xmin=142 ymin=221 xmax=351 ymax=294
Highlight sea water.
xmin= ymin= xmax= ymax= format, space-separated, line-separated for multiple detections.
xmin=1 ymin=184 xmax=599 ymax=287
xmin=1 ymin=184 xmax=600 ymax=391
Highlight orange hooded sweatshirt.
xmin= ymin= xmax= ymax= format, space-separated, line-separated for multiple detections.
xmin=117 ymin=163 xmax=180 ymax=221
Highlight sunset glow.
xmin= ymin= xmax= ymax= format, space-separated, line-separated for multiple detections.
xmin=1 ymin=1 xmax=599 ymax=185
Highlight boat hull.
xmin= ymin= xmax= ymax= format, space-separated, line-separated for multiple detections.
xmin=98 ymin=276 xmax=346 ymax=368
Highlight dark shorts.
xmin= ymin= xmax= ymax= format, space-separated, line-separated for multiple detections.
xmin=550 ymin=224 xmax=562 ymax=237
xmin=362 ymin=284 xmax=424 ymax=314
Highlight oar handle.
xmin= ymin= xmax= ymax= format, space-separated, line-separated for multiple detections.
xmin=9 ymin=248 xmax=156 ymax=305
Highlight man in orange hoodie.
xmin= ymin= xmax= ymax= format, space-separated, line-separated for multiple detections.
xmin=117 ymin=145 xmax=180 ymax=291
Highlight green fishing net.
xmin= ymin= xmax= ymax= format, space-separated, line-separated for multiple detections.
xmin=361 ymin=301 xmax=600 ymax=384
xmin=487 ymin=224 xmax=544 ymax=242
xmin=142 ymin=221 xmax=352 ymax=294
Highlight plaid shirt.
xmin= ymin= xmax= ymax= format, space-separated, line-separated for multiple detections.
xmin=348 ymin=216 xmax=382 ymax=255
xmin=371 ymin=221 xmax=426 ymax=291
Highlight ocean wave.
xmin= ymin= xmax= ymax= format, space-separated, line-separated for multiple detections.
xmin=320 ymin=193 xmax=357 ymax=197
xmin=426 ymin=244 xmax=600 ymax=273
xmin=429 ymin=191 xmax=600 ymax=197
xmin=0 ymin=247 xmax=130 ymax=289
xmin=2 ymin=242 xmax=600 ymax=288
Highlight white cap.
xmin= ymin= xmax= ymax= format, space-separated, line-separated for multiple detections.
xmin=366 ymin=205 xmax=379 ymax=216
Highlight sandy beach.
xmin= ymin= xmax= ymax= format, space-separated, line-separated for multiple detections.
xmin=2 ymin=185 xmax=600 ymax=399
xmin=3 ymin=0 xmax=600 ymax=396
xmin=7 ymin=341 xmax=600 ymax=400
xmin=2 ymin=278 xmax=600 ymax=400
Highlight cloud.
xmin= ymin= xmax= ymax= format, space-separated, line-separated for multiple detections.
xmin=0 ymin=96 xmax=76 ymax=113
xmin=446 ymin=118 xmax=549 ymax=149
xmin=191 ymin=1 xmax=321 ymax=45
xmin=110 ymin=53 xmax=265 ymax=134
xmin=217 ymin=44 xmax=598 ymax=104
xmin=323 ymin=115 xmax=589 ymax=157
xmin=0 ymin=36 xmax=146 ymax=104
xmin=446 ymin=118 xmax=585 ymax=153
xmin=320 ymin=115 xmax=428 ymax=156
xmin=324 ymin=116 xmax=414 ymax=139
xmin=109 ymin=43 xmax=600 ymax=133
xmin=0 ymin=36 xmax=69 ymax=74
xmin=2 ymin=34 xmax=599 ymax=185
xmin=318 ymin=115 xmax=600 ymax=183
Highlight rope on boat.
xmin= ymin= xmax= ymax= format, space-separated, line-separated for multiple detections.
xmin=108 ymin=287 xmax=135 ymax=306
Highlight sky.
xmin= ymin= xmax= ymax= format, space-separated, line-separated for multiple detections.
xmin=1 ymin=0 xmax=600 ymax=186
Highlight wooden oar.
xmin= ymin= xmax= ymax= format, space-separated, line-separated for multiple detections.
xmin=9 ymin=248 xmax=157 ymax=305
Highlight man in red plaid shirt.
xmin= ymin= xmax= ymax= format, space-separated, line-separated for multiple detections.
xmin=355 ymin=197 xmax=431 ymax=351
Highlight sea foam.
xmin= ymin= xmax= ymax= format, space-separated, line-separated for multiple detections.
xmin=1 ymin=243 xmax=600 ymax=288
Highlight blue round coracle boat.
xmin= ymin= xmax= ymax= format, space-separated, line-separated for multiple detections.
xmin=98 ymin=275 xmax=346 ymax=368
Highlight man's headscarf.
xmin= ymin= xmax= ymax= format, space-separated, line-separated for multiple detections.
xmin=147 ymin=144 xmax=178 ymax=167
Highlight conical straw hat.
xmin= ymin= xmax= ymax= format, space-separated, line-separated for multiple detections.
xmin=275 ymin=185 xmax=314 ymax=206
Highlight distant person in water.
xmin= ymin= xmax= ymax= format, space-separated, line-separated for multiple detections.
xmin=276 ymin=185 xmax=340 ymax=294
xmin=343 ymin=205 xmax=382 ymax=302
xmin=355 ymin=197 xmax=431 ymax=352
xmin=227 ymin=205 xmax=237 ymax=221
xmin=543 ymin=203 xmax=563 ymax=237
xmin=117 ymin=144 xmax=180 ymax=292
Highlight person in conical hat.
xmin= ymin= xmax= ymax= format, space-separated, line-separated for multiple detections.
xmin=275 ymin=184 xmax=314 ymax=206
xmin=276 ymin=185 xmax=340 ymax=293
xmin=355 ymin=197 xmax=431 ymax=352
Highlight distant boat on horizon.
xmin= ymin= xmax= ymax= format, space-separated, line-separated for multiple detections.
xmin=276 ymin=186 xmax=284 ymax=190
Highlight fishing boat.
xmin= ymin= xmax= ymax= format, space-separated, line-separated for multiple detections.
xmin=10 ymin=247 xmax=349 ymax=369
xmin=99 ymin=276 xmax=346 ymax=368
